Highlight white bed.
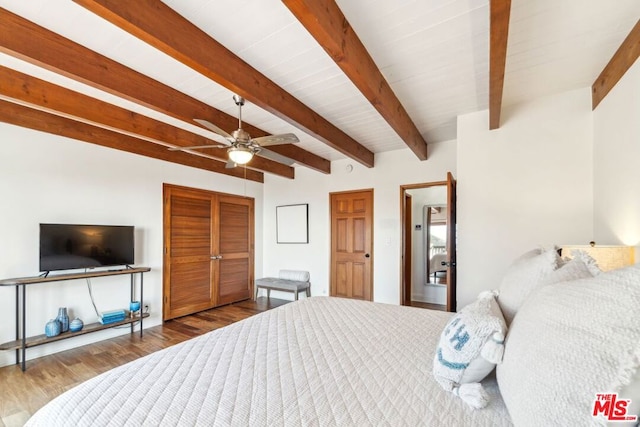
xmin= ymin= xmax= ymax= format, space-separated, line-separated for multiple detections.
xmin=27 ymin=248 xmax=640 ymax=426
xmin=27 ymin=297 xmax=512 ymax=426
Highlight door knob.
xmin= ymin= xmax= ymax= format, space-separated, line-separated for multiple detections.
xmin=365 ymin=253 xmax=370 ymax=258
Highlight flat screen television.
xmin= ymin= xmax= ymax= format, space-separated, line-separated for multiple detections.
xmin=39 ymin=224 xmax=135 ymax=272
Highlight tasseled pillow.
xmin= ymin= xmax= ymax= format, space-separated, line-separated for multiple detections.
xmin=433 ymin=291 xmax=507 ymax=409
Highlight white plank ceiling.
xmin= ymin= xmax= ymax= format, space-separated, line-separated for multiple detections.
xmin=0 ymin=0 xmax=638 ymax=164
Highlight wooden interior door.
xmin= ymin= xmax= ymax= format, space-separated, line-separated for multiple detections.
xmin=446 ymin=172 xmax=457 ymax=312
xmin=402 ymin=193 xmax=412 ymax=306
xmin=425 ymin=207 xmax=433 ymax=279
xmin=216 ymin=195 xmax=254 ymax=305
xmin=163 ymin=184 xmax=254 ymax=320
xmin=163 ymin=185 xmax=215 ymax=319
xmin=330 ymin=189 xmax=373 ymax=300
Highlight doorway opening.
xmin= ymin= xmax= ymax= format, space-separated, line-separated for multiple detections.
xmin=400 ymin=173 xmax=456 ymax=312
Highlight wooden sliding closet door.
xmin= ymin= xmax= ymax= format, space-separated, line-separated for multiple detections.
xmin=163 ymin=185 xmax=214 ymax=319
xmin=216 ymin=196 xmax=254 ymax=305
xmin=163 ymin=184 xmax=254 ymax=320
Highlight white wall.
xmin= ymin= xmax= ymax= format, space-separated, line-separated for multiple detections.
xmin=263 ymin=142 xmax=457 ymax=305
xmin=456 ymin=88 xmax=594 ymax=307
xmin=0 ymin=123 xmax=263 ymax=367
xmin=593 ymin=59 xmax=640 ymax=252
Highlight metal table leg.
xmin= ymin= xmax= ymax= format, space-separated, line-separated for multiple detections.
xmin=21 ymin=284 xmax=26 ymax=371
xmin=139 ymin=272 xmax=144 ymax=338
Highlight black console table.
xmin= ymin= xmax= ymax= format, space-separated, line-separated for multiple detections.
xmin=0 ymin=267 xmax=150 ymax=371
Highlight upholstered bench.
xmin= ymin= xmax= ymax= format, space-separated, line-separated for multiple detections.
xmin=255 ymin=270 xmax=311 ymax=301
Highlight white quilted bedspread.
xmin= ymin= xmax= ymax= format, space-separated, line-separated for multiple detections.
xmin=27 ymin=297 xmax=512 ymax=426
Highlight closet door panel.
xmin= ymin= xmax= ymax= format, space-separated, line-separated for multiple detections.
xmin=216 ymin=196 xmax=253 ymax=306
xmin=163 ymin=187 xmax=215 ymax=320
xmin=169 ymin=261 xmax=212 ymax=314
xmin=164 ymin=185 xmax=255 ymax=319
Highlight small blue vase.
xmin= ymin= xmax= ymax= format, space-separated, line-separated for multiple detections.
xmin=129 ymin=301 xmax=141 ymax=315
xmin=45 ymin=319 xmax=61 ymax=337
xmin=69 ymin=318 xmax=84 ymax=332
xmin=56 ymin=307 xmax=69 ymax=333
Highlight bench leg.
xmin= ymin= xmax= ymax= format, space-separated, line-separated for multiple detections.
xmin=306 ymin=288 xmax=310 ymax=297
xmin=267 ymin=289 xmax=271 ymax=299
xmin=294 ymin=291 xmax=298 ymax=301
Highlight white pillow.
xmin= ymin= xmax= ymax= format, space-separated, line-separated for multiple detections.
xmin=278 ymin=270 xmax=310 ymax=282
xmin=433 ymin=291 xmax=507 ymax=408
xmin=541 ymin=250 xmax=601 ymax=285
xmin=512 ymin=247 xmax=543 ymax=262
xmin=614 ymin=364 xmax=640 ymax=426
xmin=497 ymin=247 xmax=560 ymax=325
xmin=497 ymin=264 xmax=640 ymax=426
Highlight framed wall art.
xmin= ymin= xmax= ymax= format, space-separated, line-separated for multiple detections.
xmin=276 ymin=204 xmax=309 ymax=244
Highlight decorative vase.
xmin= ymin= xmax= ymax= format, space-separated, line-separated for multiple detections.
xmin=45 ymin=319 xmax=61 ymax=337
xmin=129 ymin=301 xmax=141 ymax=317
xmin=69 ymin=318 xmax=84 ymax=332
xmin=56 ymin=307 xmax=69 ymax=333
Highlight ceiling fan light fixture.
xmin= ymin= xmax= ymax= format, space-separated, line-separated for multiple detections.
xmin=228 ymin=146 xmax=253 ymax=165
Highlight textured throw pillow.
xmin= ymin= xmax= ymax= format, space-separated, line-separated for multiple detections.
xmin=433 ymin=291 xmax=507 ymax=409
xmin=616 ymin=365 xmax=640 ymax=425
xmin=542 ymin=250 xmax=601 ymax=285
xmin=497 ymin=247 xmax=560 ymax=325
xmin=279 ymin=270 xmax=310 ymax=282
xmin=512 ymin=247 xmax=543 ymax=262
xmin=497 ymin=264 xmax=640 ymax=426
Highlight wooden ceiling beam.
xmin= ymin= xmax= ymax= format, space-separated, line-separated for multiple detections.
xmin=269 ymin=144 xmax=331 ymax=175
xmin=264 ymin=144 xmax=331 ymax=173
xmin=0 ymin=7 xmax=330 ymax=175
xmin=282 ymin=0 xmax=428 ymax=161
xmin=0 ymin=100 xmax=264 ymax=183
xmin=592 ymin=19 xmax=640 ymax=109
xmin=489 ymin=0 xmax=512 ymax=130
xmin=72 ymin=0 xmax=374 ymax=168
xmin=0 ymin=66 xmax=294 ymax=179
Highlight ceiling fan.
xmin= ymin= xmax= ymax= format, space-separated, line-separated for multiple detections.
xmin=170 ymin=95 xmax=299 ymax=168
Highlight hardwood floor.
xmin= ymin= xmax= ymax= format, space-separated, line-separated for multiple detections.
xmin=410 ymin=300 xmax=447 ymax=311
xmin=0 ymin=297 xmax=290 ymax=427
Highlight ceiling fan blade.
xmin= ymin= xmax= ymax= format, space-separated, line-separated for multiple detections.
xmin=194 ymin=118 xmax=234 ymax=141
xmin=167 ymin=143 xmax=227 ymax=151
xmin=252 ymin=133 xmax=299 ymax=147
xmin=225 ymin=159 xmax=237 ymax=169
xmin=257 ymin=148 xmax=296 ymax=166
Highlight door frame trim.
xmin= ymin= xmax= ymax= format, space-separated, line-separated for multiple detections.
xmin=399 ymin=181 xmax=447 ymax=307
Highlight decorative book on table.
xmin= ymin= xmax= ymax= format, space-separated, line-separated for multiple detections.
xmin=99 ymin=309 xmax=126 ymax=325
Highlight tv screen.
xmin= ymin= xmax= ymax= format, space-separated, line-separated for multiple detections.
xmin=40 ymin=224 xmax=135 ymax=272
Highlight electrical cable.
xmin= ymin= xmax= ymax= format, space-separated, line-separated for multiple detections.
xmin=84 ymin=269 xmax=145 ymax=329
xmin=85 ymin=273 xmax=101 ymax=318
xmin=113 ymin=321 xmax=139 ymax=329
